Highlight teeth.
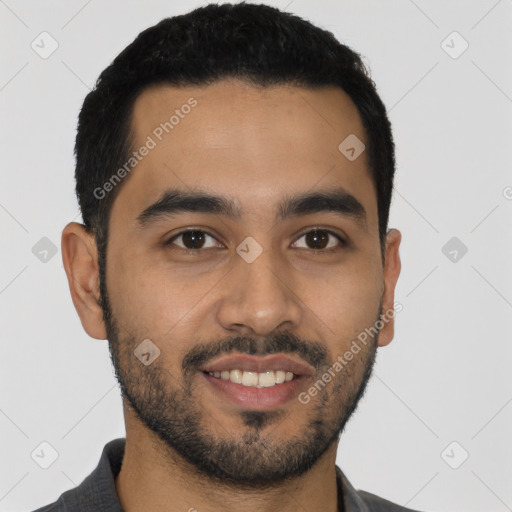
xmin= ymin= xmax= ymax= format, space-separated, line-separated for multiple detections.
xmin=207 ymin=369 xmax=296 ymax=387
xmin=241 ymin=371 xmax=259 ymax=387
xmin=275 ymin=370 xmax=286 ymax=384
xmin=258 ymin=371 xmax=276 ymax=387
xmin=230 ymin=369 xmax=242 ymax=384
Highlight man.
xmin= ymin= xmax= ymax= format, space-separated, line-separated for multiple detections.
xmin=32 ymin=2 xmax=418 ymax=511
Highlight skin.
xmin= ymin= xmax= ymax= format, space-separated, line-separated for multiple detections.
xmin=61 ymin=78 xmax=401 ymax=512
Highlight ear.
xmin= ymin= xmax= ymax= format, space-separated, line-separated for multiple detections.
xmin=377 ymin=228 xmax=402 ymax=347
xmin=61 ymin=222 xmax=107 ymax=340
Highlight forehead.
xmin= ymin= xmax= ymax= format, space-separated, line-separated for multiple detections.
xmin=131 ymin=79 xmax=366 ymax=156
xmin=113 ymin=79 xmax=377 ymax=232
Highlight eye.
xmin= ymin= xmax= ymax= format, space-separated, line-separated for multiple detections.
xmin=292 ymin=229 xmax=346 ymax=252
xmin=165 ymin=229 xmax=222 ymax=251
xmin=164 ymin=227 xmax=346 ymax=253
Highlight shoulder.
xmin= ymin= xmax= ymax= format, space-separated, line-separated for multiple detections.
xmin=336 ymin=466 xmax=424 ymax=512
xmin=357 ymin=489 xmax=424 ymax=512
xmin=26 ymin=438 xmax=126 ymax=512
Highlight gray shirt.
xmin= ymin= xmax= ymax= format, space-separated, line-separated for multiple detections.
xmin=30 ymin=438 xmax=423 ymax=512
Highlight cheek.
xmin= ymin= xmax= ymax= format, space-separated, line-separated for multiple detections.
xmin=107 ymin=253 xmax=219 ymax=344
xmin=301 ymin=262 xmax=382 ymax=343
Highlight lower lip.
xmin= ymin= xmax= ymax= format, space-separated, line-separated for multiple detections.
xmin=202 ymin=372 xmax=308 ymax=410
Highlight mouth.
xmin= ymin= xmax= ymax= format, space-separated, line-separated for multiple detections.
xmin=200 ymin=353 xmax=315 ymax=410
xmin=205 ymin=369 xmax=296 ymax=388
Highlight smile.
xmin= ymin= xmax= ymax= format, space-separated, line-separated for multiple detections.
xmin=206 ymin=369 xmax=295 ymax=388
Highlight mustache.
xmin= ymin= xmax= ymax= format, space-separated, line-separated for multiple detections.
xmin=182 ymin=331 xmax=329 ymax=374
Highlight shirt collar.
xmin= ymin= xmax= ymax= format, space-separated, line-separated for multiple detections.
xmin=57 ymin=437 xmax=370 ymax=512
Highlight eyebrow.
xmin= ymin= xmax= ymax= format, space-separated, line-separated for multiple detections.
xmin=136 ymin=186 xmax=367 ymax=230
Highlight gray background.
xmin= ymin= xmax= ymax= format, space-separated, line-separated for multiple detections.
xmin=1 ymin=1 xmax=511 ymax=511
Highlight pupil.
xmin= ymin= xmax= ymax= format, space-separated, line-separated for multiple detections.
xmin=306 ymin=230 xmax=327 ymax=249
xmin=183 ymin=231 xmax=204 ymax=249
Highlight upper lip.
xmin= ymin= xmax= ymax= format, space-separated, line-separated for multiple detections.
xmin=201 ymin=353 xmax=316 ymax=376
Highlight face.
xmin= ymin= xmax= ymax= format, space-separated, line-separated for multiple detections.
xmin=67 ymin=79 xmax=401 ymax=488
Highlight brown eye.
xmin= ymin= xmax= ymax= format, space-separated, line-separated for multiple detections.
xmin=293 ymin=229 xmax=345 ymax=251
xmin=166 ymin=230 xmax=219 ymax=250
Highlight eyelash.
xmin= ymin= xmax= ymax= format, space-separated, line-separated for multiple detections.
xmin=164 ymin=227 xmax=347 ymax=254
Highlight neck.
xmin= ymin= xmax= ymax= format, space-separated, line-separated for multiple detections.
xmin=115 ymin=407 xmax=341 ymax=512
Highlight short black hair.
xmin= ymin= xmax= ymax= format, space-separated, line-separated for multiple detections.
xmin=75 ymin=1 xmax=395 ymax=299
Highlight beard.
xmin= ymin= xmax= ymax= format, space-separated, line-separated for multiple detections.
xmin=101 ymin=281 xmax=380 ymax=489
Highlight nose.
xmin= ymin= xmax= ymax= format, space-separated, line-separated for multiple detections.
xmin=216 ymin=245 xmax=303 ymax=337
